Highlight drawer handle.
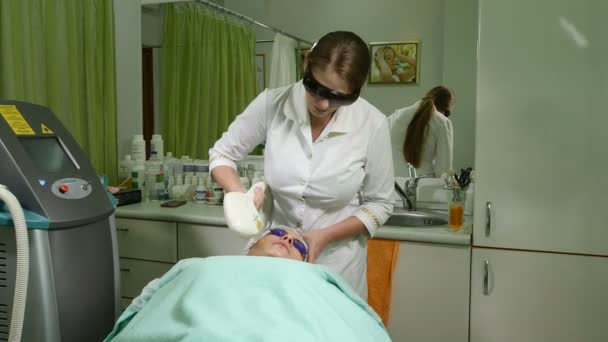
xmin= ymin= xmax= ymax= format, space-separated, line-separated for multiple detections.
xmin=120 ymin=268 xmax=131 ymax=273
xmin=483 ymin=260 xmax=489 ymax=296
xmin=485 ymin=201 xmax=492 ymax=237
xmin=117 ymin=227 xmax=129 ymax=232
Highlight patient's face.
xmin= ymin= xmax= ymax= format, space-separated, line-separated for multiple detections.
xmin=247 ymin=229 xmax=306 ymax=261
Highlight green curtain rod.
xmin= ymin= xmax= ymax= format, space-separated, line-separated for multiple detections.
xmin=143 ymin=40 xmax=284 ymax=48
xmin=195 ymin=0 xmax=312 ymax=46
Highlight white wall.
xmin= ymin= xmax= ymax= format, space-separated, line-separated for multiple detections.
xmin=225 ymin=0 xmax=446 ymax=113
xmin=443 ymin=0 xmax=478 ymax=171
xmin=114 ymin=0 xmax=143 ymax=161
xmin=141 ymin=5 xmax=163 ymax=134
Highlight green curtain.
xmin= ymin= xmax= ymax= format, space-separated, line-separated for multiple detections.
xmin=0 ymin=0 xmax=118 ymax=182
xmin=161 ymin=3 xmax=257 ymax=159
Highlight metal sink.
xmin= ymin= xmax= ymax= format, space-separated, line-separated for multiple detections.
xmin=384 ymin=209 xmax=448 ymax=227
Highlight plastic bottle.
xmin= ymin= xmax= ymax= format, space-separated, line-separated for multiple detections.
xmin=131 ymin=160 xmax=146 ymax=194
xmin=198 ymin=170 xmax=210 ymax=195
xmin=131 ymin=134 xmax=146 ymax=162
xmin=182 ymin=156 xmax=194 ymax=177
xmin=239 ymin=168 xmax=251 ymax=190
xmin=172 ymin=155 xmax=184 ymax=186
xmin=163 ymin=152 xmax=176 ymax=191
xmin=195 ymin=178 xmax=206 ymax=203
xmin=163 ymin=152 xmax=175 ymax=174
xmin=205 ymin=174 xmax=213 ymax=201
xmin=194 ymin=159 xmax=208 ymax=176
xmin=145 ymin=151 xmax=164 ymax=201
xmin=464 ymin=183 xmax=475 ymax=216
xmin=165 ymin=177 xmax=174 ymax=200
xmin=151 ymin=134 xmax=164 ymax=161
xmin=246 ymin=164 xmax=255 ymax=185
xmin=172 ymin=175 xmax=184 ymax=201
xmin=118 ymin=155 xmax=134 ymax=188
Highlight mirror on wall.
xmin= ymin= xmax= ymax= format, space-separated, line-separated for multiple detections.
xmin=140 ymin=0 xmax=478 ymax=176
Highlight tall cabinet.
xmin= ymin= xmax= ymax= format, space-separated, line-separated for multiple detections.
xmin=472 ymin=0 xmax=608 ymax=341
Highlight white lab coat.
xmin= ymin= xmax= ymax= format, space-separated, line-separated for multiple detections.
xmin=387 ymin=100 xmax=453 ymax=177
xmin=209 ymin=81 xmax=394 ymax=299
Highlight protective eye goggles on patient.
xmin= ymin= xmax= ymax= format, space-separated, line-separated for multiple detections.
xmin=268 ymin=227 xmax=308 ymax=260
xmin=303 ymin=70 xmax=360 ymax=107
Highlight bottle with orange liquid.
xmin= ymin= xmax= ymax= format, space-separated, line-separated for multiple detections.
xmin=449 ymin=187 xmax=464 ymax=229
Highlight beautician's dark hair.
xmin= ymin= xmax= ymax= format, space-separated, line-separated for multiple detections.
xmin=403 ymin=86 xmax=454 ymax=168
xmin=305 ymin=31 xmax=370 ymax=93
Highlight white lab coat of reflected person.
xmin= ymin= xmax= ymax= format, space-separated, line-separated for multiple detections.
xmin=209 ymin=81 xmax=394 ymax=299
xmin=387 ymin=99 xmax=453 ymax=177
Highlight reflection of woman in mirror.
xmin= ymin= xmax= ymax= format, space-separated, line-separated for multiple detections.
xmin=387 ymin=86 xmax=454 ymax=177
xmin=374 ymin=46 xmax=417 ymax=82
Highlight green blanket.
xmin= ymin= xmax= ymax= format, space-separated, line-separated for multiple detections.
xmin=105 ymin=256 xmax=391 ymax=341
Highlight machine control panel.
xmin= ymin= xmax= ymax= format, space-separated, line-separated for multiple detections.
xmin=51 ymin=178 xmax=92 ymax=199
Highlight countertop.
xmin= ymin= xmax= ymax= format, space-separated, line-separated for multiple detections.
xmin=115 ymin=201 xmax=471 ymax=246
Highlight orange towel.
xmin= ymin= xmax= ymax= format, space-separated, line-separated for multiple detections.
xmin=367 ymin=239 xmax=400 ymax=327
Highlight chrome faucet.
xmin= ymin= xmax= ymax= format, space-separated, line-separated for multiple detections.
xmin=404 ymin=175 xmax=433 ymax=211
xmin=407 ymin=163 xmax=417 ymax=178
xmin=394 ymin=181 xmax=413 ymax=210
xmin=398 ymin=163 xmax=435 ymax=211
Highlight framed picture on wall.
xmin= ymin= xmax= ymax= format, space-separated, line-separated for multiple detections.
xmin=369 ymin=40 xmax=419 ymax=84
xmin=256 ymin=54 xmax=266 ymax=93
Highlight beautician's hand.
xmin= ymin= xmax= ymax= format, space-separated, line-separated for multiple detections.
xmin=301 ymin=229 xmax=331 ymax=264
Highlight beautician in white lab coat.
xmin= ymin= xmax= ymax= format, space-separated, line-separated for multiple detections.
xmin=387 ymin=86 xmax=454 ymax=177
xmin=209 ymin=31 xmax=394 ymax=299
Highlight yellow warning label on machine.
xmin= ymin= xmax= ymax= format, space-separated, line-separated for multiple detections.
xmin=41 ymin=123 xmax=54 ymax=134
xmin=0 ymin=105 xmax=35 ymax=135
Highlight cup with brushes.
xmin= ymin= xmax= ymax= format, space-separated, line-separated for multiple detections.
xmin=441 ymin=168 xmax=474 ymax=229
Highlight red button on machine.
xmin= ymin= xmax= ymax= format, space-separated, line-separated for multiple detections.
xmin=59 ymin=184 xmax=69 ymax=194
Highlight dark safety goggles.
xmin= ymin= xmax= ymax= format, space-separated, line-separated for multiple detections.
xmin=302 ymin=70 xmax=360 ymax=107
xmin=268 ymin=227 xmax=308 ymax=260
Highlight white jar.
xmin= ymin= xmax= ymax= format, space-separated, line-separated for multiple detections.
xmin=195 ymin=178 xmax=206 ymax=203
xmin=131 ymin=161 xmax=146 ymax=193
xmin=181 ymin=156 xmax=195 ymax=177
xmin=131 ymin=135 xmax=146 ymax=162
xmin=151 ymin=134 xmax=164 ymax=161
xmin=118 ymin=155 xmax=135 ymax=188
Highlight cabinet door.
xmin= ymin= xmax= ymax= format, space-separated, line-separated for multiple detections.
xmin=471 ymin=248 xmax=608 ymax=342
xmin=388 ymin=242 xmax=470 ymax=342
xmin=178 ymin=223 xmax=245 ymax=259
xmin=120 ymin=297 xmax=132 ymax=312
xmin=474 ymin=0 xmax=608 ymax=255
xmin=116 ymin=218 xmax=177 ymax=262
xmin=119 ymin=258 xmax=173 ymax=298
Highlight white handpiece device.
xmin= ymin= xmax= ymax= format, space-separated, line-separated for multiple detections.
xmin=223 ymin=182 xmax=272 ymax=239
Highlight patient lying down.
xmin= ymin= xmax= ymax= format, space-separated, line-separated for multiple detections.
xmin=245 ymin=226 xmax=309 ymax=261
xmin=104 ymin=227 xmax=390 ymax=341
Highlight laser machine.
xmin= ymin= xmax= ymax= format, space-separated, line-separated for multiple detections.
xmin=0 ymin=100 xmax=119 ymax=341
